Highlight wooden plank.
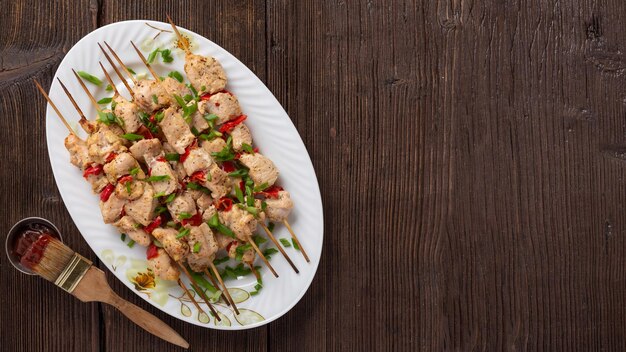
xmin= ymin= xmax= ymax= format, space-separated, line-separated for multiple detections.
xmin=0 ymin=1 xmax=100 ymax=351
xmin=98 ymin=1 xmax=267 ymax=351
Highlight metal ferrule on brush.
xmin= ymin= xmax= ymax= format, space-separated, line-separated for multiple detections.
xmin=54 ymin=253 xmax=92 ymax=293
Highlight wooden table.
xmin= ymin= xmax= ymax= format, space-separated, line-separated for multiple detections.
xmin=3 ymin=1 xmax=626 ymax=351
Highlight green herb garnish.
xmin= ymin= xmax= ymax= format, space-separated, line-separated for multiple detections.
xmin=160 ymin=49 xmax=173 ymax=62
xmin=279 ymin=238 xmax=291 ymax=247
xmin=126 ymin=67 xmax=136 ymax=74
xmin=292 ymin=239 xmax=300 ymax=250
xmin=145 ymin=175 xmax=170 ymax=182
xmin=262 ymin=247 xmax=279 ymax=260
xmin=153 ymin=239 xmax=163 ymax=248
xmin=207 ymin=213 xmax=235 ymax=238
xmin=228 ymin=169 xmax=248 ymax=178
xmin=77 ymin=71 xmax=102 ymax=86
xmin=164 ymin=153 xmax=180 ymax=162
xmin=193 ymin=242 xmax=201 ymax=253
xmin=138 ymin=112 xmax=159 ymax=134
xmin=176 ymin=228 xmax=190 ymax=239
xmin=268 ymin=222 xmax=275 ymax=232
xmin=120 ymin=233 xmax=126 ymax=242
xmin=187 ymin=182 xmax=210 ymax=193
xmin=97 ymin=97 xmax=112 ymax=104
xmin=165 ymin=193 xmax=176 ymax=203
xmin=241 ymin=143 xmax=254 ymax=154
xmin=151 ymin=94 xmax=159 ymax=104
xmin=211 ymin=145 xmax=236 ymax=162
xmin=254 ymin=183 xmax=269 ymax=192
xmin=121 ymin=133 xmax=144 ymax=141
xmin=153 ymin=191 xmax=166 ymax=198
xmin=127 ymin=239 xmax=136 ymax=248
xmin=155 ymin=206 xmax=168 ymax=215
xmin=178 ymin=212 xmax=193 ymax=220
xmin=252 ymin=235 xmax=267 ymax=245
xmin=213 ymin=256 xmax=229 ymax=265
xmin=234 ymin=186 xmax=245 ymax=203
xmin=105 ymin=84 xmax=113 ymax=91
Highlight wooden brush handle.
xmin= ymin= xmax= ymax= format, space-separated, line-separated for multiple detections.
xmin=72 ymin=267 xmax=189 ymax=349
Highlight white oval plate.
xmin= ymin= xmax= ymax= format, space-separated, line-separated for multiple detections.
xmin=45 ymin=20 xmax=323 ymax=330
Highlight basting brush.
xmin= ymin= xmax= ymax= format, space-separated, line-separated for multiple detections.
xmin=21 ymin=234 xmax=189 ymax=349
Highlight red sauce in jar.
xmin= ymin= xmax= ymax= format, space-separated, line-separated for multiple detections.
xmin=11 ymin=223 xmax=60 ymax=269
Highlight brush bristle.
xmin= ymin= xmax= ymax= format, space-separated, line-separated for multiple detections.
xmin=31 ymin=238 xmax=75 ymax=282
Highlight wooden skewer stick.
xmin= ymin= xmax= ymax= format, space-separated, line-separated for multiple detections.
xmin=283 ymin=220 xmax=310 ymax=262
xmin=261 ymin=224 xmax=299 ymax=273
xmin=71 ymin=69 xmax=101 ymax=111
xmin=34 ymin=79 xmax=76 ymax=135
xmin=209 ymin=263 xmax=240 ymax=315
xmin=248 ymin=238 xmax=278 ymax=278
xmin=177 ymin=279 xmax=206 ymax=314
xmin=103 ymin=41 xmax=138 ymax=85
xmin=200 ymin=268 xmax=232 ymax=307
xmin=176 ymin=262 xmax=221 ymax=321
xmin=98 ymin=42 xmax=137 ymax=94
xmin=165 ymin=14 xmax=191 ymax=54
xmin=248 ymin=262 xmax=261 ymax=281
xmin=98 ymin=62 xmax=120 ymax=96
xmin=129 ymin=40 xmax=161 ymax=81
xmin=55 ymin=78 xmax=95 ymax=134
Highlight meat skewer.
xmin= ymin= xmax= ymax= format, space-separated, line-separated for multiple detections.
xmin=36 ymin=81 xmax=212 ymax=316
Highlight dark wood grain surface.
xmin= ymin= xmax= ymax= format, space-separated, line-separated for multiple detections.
xmin=3 ymin=0 xmax=626 ymax=351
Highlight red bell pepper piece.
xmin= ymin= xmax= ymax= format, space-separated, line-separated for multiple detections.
xmin=179 ymin=141 xmax=197 ymax=163
xmin=257 ymin=185 xmax=284 ymax=199
xmin=215 ymin=197 xmax=233 ymax=212
xmin=144 ymin=215 xmax=163 ymax=234
xmin=221 ymin=161 xmax=236 ymax=172
xmin=189 ymin=170 xmax=206 ymax=183
xmin=83 ymin=164 xmax=103 ymax=178
xmin=105 ymin=152 xmax=118 ymax=163
xmin=146 ymin=244 xmax=159 ymax=260
xmin=219 ymin=115 xmax=247 ymax=134
xmin=181 ymin=211 xmax=203 ymax=226
xmin=136 ymin=125 xmax=154 ymax=139
xmin=117 ymin=175 xmax=133 ymax=184
xmin=99 ymin=184 xmax=115 ymax=202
